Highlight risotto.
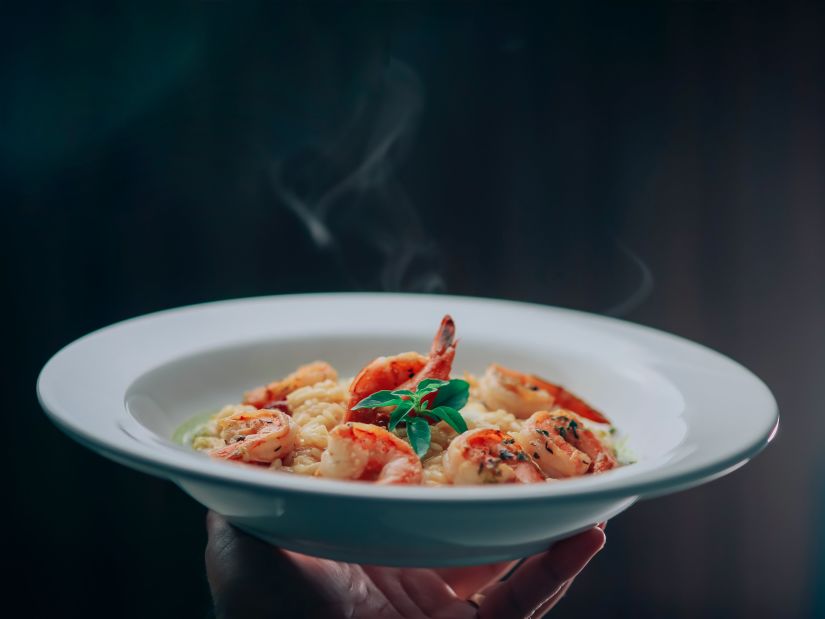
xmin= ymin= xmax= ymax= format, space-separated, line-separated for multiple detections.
xmin=183 ymin=315 xmax=628 ymax=486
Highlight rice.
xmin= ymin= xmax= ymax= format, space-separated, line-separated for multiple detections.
xmin=192 ymin=436 xmax=225 ymax=451
xmin=393 ymin=421 xmax=456 ymax=460
xmin=422 ymin=453 xmax=449 ymax=486
xmin=287 ymin=379 xmax=347 ymax=415
xmin=282 ymin=447 xmax=325 ymax=476
xmin=461 ymin=400 xmax=522 ymax=434
xmin=282 ymin=378 xmax=349 ymax=469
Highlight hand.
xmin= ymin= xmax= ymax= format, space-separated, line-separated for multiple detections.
xmin=206 ymin=512 xmax=605 ymax=619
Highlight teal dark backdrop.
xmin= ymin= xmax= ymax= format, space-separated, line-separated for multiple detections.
xmin=3 ymin=4 xmax=823 ymax=618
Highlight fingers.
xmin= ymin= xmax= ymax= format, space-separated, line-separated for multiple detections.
xmin=360 ymin=566 xmax=457 ymax=618
xmin=205 ymin=511 xmax=281 ymax=594
xmin=205 ymin=512 xmax=290 ymax=618
xmin=531 ymin=580 xmax=572 ymax=619
xmin=434 ymin=561 xmax=520 ymax=599
xmin=477 ymin=527 xmax=605 ymax=619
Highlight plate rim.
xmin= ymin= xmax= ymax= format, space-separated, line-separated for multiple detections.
xmin=37 ymin=292 xmax=780 ymax=502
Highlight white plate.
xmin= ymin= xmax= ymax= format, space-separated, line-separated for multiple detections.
xmin=37 ymin=293 xmax=778 ymax=566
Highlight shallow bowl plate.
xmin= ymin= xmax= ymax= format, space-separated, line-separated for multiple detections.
xmin=37 ymin=294 xmax=778 ymax=566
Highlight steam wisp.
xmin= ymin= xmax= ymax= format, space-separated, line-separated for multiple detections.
xmin=270 ymin=59 xmax=444 ymax=293
xmin=601 ymin=240 xmax=655 ymax=317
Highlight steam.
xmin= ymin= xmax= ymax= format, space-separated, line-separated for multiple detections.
xmin=270 ymin=59 xmax=444 ymax=293
xmin=601 ymin=240 xmax=655 ymax=317
xmin=268 ymin=59 xmax=653 ymax=309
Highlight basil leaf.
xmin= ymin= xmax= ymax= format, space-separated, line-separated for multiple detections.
xmin=432 ymin=379 xmax=470 ymax=411
xmin=388 ymin=400 xmax=415 ymax=431
xmin=425 ymin=408 xmax=445 ymax=422
xmin=352 ymin=390 xmax=401 ymax=410
xmin=391 ymin=389 xmax=415 ymax=397
xmin=429 ymin=406 xmax=468 ymax=434
xmin=406 ymin=417 xmax=431 ymax=459
xmin=417 ymin=378 xmax=450 ymax=394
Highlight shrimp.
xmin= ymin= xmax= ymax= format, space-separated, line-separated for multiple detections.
xmin=516 ymin=410 xmax=617 ymax=478
xmin=443 ymin=428 xmax=545 ymax=485
xmin=318 ymin=422 xmax=423 ymax=484
xmin=477 ymin=363 xmax=610 ymax=424
xmin=244 ymin=361 xmax=338 ymax=410
xmin=344 ymin=315 xmax=457 ymax=425
xmin=209 ymin=409 xmax=298 ymax=464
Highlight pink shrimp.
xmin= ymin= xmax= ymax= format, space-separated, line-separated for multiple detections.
xmin=318 ymin=422 xmax=423 ymax=484
xmin=243 ymin=361 xmax=338 ymax=410
xmin=209 ymin=409 xmax=298 ymax=465
xmin=478 ymin=363 xmax=610 ymax=424
xmin=344 ymin=315 xmax=457 ymax=426
xmin=443 ymin=428 xmax=545 ymax=485
xmin=516 ymin=410 xmax=617 ymax=478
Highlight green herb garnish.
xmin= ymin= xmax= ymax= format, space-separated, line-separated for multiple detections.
xmin=352 ymin=378 xmax=470 ymax=458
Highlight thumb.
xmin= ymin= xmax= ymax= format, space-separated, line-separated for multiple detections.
xmin=478 ymin=527 xmax=605 ymax=619
xmin=205 ymin=511 xmax=314 ymax=619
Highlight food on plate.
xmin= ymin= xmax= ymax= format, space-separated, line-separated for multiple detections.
xmin=243 ymin=361 xmax=338 ymax=410
xmin=443 ymin=428 xmax=546 ymax=484
xmin=319 ymin=422 xmax=423 ymax=484
xmin=517 ymin=410 xmax=617 ymax=478
xmin=207 ymin=408 xmax=298 ymax=465
xmin=478 ymin=363 xmax=609 ymax=423
xmin=183 ymin=315 xmax=628 ymax=485
xmin=345 ymin=315 xmax=456 ymax=426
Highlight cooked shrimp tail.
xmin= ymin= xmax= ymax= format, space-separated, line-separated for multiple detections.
xmin=541 ymin=384 xmax=609 ymax=425
xmin=432 ymin=314 xmax=456 ymax=356
xmin=415 ymin=314 xmax=457 ymax=385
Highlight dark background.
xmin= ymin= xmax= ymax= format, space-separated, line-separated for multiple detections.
xmin=4 ymin=3 xmax=823 ymax=618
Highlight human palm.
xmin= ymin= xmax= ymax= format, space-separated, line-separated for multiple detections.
xmin=206 ymin=512 xmax=605 ymax=618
